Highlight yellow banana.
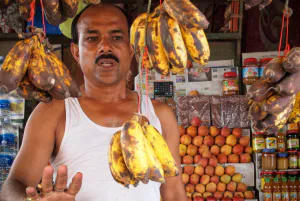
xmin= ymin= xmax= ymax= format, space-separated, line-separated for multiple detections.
xmin=134 ymin=18 xmax=153 ymax=69
xmin=170 ymin=65 xmax=185 ymax=74
xmin=131 ymin=113 xmax=149 ymax=126
xmin=144 ymin=137 xmax=165 ymax=183
xmin=130 ymin=12 xmax=147 ymax=45
xmin=288 ymin=92 xmax=300 ymax=123
xmin=180 ymin=27 xmax=210 ymax=66
xmin=121 ymin=120 xmax=150 ymax=184
xmin=159 ymin=11 xmax=187 ymax=69
xmin=143 ymin=124 xmax=179 ymax=177
xmin=108 ymin=131 xmax=139 ymax=188
xmin=163 ymin=0 xmax=209 ymax=30
xmin=146 ymin=17 xmax=169 ymax=75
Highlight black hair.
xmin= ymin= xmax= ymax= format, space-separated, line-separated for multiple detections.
xmin=71 ymin=3 xmax=131 ymax=44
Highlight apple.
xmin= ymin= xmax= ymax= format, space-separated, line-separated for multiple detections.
xmin=226 ymin=135 xmax=237 ymax=147
xmin=221 ymin=127 xmax=231 ymax=137
xmin=204 ymin=135 xmax=214 ymax=146
xmin=198 ymin=145 xmax=209 ymax=154
xmin=187 ymin=126 xmax=197 ymax=138
xmin=181 ymin=173 xmax=189 ymax=184
xmin=232 ymin=144 xmax=244 ymax=155
xmin=198 ymin=158 xmax=208 ymax=168
xmin=193 ymin=136 xmax=203 ymax=147
xmin=232 ymin=128 xmax=242 ymax=138
xmin=185 ymin=183 xmax=195 ymax=193
xmin=190 ymin=173 xmax=200 ymax=185
xmin=194 ymin=166 xmax=204 ymax=176
xmin=193 ymin=196 xmax=204 ymax=201
xmin=183 ymin=165 xmax=194 ymax=175
xmin=217 ymin=153 xmax=228 ymax=164
xmin=191 ymin=116 xmax=202 ymax=127
xmin=210 ymin=126 xmax=220 ymax=137
xmin=206 ymin=196 xmax=217 ymax=201
xmin=182 ymin=155 xmax=193 ymax=164
xmin=194 ymin=155 xmax=202 ymax=164
xmin=239 ymin=136 xmax=250 ymax=147
xmin=215 ymin=135 xmax=226 ymax=146
xmin=179 ymin=144 xmax=187 ymax=157
xmin=180 ymin=134 xmax=192 ymax=145
xmin=179 ymin=125 xmax=185 ymax=136
xmin=198 ymin=126 xmax=209 ymax=136
xmin=187 ymin=144 xmax=198 ymax=156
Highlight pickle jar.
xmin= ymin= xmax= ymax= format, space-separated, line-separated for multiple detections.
xmin=252 ymin=132 xmax=266 ymax=153
xmin=287 ymin=131 xmax=299 ymax=151
xmin=262 ymin=149 xmax=277 ymax=170
xmin=243 ymin=58 xmax=259 ymax=85
xmin=288 ymin=150 xmax=298 ymax=169
xmin=277 ymin=153 xmax=289 ymax=170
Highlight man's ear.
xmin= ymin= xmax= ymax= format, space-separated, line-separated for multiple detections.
xmin=71 ymin=42 xmax=80 ymax=63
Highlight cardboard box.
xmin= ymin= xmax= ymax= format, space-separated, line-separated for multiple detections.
xmin=224 ymin=163 xmax=255 ymax=186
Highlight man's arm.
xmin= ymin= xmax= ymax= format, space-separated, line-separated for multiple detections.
xmin=1 ymin=100 xmax=65 ymax=201
xmin=152 ymin=100 xmax=187 ymax=201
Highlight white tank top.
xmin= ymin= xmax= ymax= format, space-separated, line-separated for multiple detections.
xmin=50 ymin=96 xmax=162 ymax=201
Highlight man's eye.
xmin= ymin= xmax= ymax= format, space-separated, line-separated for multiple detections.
xmin=87 ymin=37 xmax=98 ymax=42
xmin=113 ymin=36 xmax=123 ymax=41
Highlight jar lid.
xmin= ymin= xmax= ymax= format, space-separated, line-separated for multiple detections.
xmin=259 ymin=58 xmax=273 ymax=64
xmin=224 ymin=72 xmax=237 ymax=78
xmin=277 ymin=153 xmax=289 ymax=157
xmin=263 ymin=149 xmax=276 ymax=153
xmin=244 ymin=58 xmax=258 ymax=64
xmin=288 ymin=150 xmax=298 ymax=154
xmin=254 ymin=132 xmax=264 ymax=135
xmin=276 ymin=172 xmax=286 ymax=174
xmin=287 ymin=130 xmax=298 ymax=134
xmin=288 ymin=171 xmax=298 ymax=175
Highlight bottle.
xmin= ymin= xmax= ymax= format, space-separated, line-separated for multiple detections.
xmin=273 ymin=173 xmax=282 ymax=201
xmin=277 ymin=131 xmax=286 ymax=152
xmin=288 ymin=172 xmax=298 ymax=201
xmin=281 ymin=173 xmax=289 ymax=201
xmin=223 ymin=72 xmax=239 ymax=95
xmin=243 ymin=58 xmax=259 ymax=85
xmin=297 ymin=176 xmax=300 ymax=201
xmin=263 ymin=176 xmax=273 ymax=201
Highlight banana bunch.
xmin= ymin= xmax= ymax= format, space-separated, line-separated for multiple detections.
xmin=108 ymin=114 xmax=179 ymax=188
xmin=130 ymin=3 xmax=210 ymax=76
xmin=248 ymin=47 xmax=300 ymax=133
xmin=15 ymin=0 xmax=79 ymax=25
xmin=0 ymin=28 xmax=81 ymax=103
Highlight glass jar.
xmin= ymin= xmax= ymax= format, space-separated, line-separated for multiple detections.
xmin=252 ymin=132 xmax=266 ymax=153
xmin=277 ymin=153 xmax=289 ymax=170
xmin=262 ymin=149 xmax=277 ymax=170
xmin=277 ymin=131 xmax=286 ymax=153
xmin=259 ymin=58 xmax=273 ymax=78
xmin=266 ymin=134 xmax=277 ymax=150
xmin=243 ymin=58 xmax=259 ymax=85
xmin=223 ymin=72 xmax=239 ymax=95
xmin=288 ymin=151 xmax=298 ymax=169
xmin=287 ymin=131 xmax=299 ymax=151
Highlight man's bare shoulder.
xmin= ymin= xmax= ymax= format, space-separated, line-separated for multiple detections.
xmin=151 ymin=99 xmax=174 ymax=116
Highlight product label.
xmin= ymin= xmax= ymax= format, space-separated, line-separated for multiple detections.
xmin=0 ymin=154 xmax=14 ymax=167
xmin=223 ymin=80 xmax=239 ymax=92
xmin=266 ymin=137 xmax=277 ymax=149
xmin=287 ymin=139 xmax=299 ymax=149
xmin=259 ymin=66 xmax=265 ymax=77
xmin=243 ymin=67 xmax=259 ymax=78
xmin=289 ymin=192 xmax=297 ymax=201
xmin=287 ymin=123 xmax=298 ymax=131
xmin=281 ymin=192 xmax=289 ymax=201
xmin=264 ymin=192 xmax=272 ymax=201
xmin=289 ymin=157 xmax=297 ymax=168
xmin=278 ymin=142 xmax=285 ymax=149
xmin=253 ymin=138 xmax=266 ymax=150
xmin=0 ymin=133 xmax=15 ymax=147
xmin=273 ymin=192 xmax=281 ymax=201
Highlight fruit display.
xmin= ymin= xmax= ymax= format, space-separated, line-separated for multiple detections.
xmin=108 ymin=114 xmax=179 ymax=187
xmin=0 ymin=28 xmax=81 ymax=102
xmin=130 ymin=2 xmax=210 ymax=75
xmin=248 ymin=47 xmax=300 ymax=134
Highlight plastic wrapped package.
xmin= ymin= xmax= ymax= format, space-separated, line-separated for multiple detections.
xmin=210 ymin=95 xmax=223 ymax=128
xmin=189 ymin=95 xmax=211 ymax=127
xmin=177 ymin=96 xmax=189 ymax=127
xmin=240 ymin=95 xmax=251 ymax=128
xmin=221 ymin=95 xmax=240 ymax=128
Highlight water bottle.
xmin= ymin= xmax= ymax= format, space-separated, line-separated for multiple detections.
xmin=0 ymin=93 xmax=17 ymax=189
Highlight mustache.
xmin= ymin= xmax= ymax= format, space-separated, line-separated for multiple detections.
xmin=95 ymin=54 xmax=119 ymax=64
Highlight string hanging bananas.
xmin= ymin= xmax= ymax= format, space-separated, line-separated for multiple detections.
xmin=108 ymin=114 xmax=178 ymax=187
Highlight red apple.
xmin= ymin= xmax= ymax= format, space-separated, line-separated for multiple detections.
xmin=190 ymin=173 xmax=200 ymax=185
xmin=187 ymin=126 xmax=197 ymax=138
xmin=191 ymin=116 xmax=202 ymax=127
xmin=221 ymin=127 xmax=231 ymax=137
xmin=187 ymin=144 xmax=198 ymax=156
xmin=204 ymin=135 xmax=214 ymax=147
xmin=182 ymin=155 xmax=193 ymax=164
xmin=206 ymin=196 xmax=217 ymax=201
xmin=193 ymin=136 xmax=204 ymax=147
xmin=194 ymin=155 xmax=202 ymax=164
xmin=210 ymin=126 xmax=220 ymax=137
xmin=180 ymin=134 xmax=192 ymax=145
xmin=194 ymin=196 xmax=204 ymax=201
xmin=232 ymin=128 xmax=242 ymax=138
xmin=198 ymin=126 xmax=209 ymax=136
xmin=179 ymin=125 xmax=186 ymax=136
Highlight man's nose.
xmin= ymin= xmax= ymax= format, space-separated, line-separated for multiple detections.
xmin=98 ymin=37 xmax=113 ymax=53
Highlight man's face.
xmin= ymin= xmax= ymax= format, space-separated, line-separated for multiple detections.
xmin=72 ymin=4 xmax=134 ymax=87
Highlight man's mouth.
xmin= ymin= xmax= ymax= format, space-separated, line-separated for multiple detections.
xmin=97 ymin=59 xmax=117 ymax=69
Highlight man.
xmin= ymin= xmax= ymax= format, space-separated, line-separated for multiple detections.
xmin=1 ymin=3 xmax=187 ymax=201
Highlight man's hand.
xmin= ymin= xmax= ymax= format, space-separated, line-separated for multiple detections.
xmin=25 ymin=165 xmax=82 ymax=201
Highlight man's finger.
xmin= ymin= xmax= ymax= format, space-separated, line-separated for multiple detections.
xmin=41 ymin=165 xmax=54 ymax=193
xmin=26 ymin=186 xmax=41 ymax=200
xmin=66 ymin=172 xmax=83 ymax=196
xmin=54 ymin=165 xmax=68 ymax=191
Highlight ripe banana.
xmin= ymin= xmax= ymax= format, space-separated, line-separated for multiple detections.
xmin=159 ymin=11 xmax=187 ymax=69
xmin=17 ymin=75 xmax=35 ymax=100
xmin=131 ymin=113 xmax=149 ymax=126
xmin=32 ymin=89 xmax=52 ymax=103
xmin=27 ymin=37 xmax=56 ymax=91
xmin=143 ymin=124 xmax=179 ymax=177
xmin=16 ymin=0 xmax=33 ymax=5
xmin=180 ymin=27 xmax=210 ymax=66
xmin=0 ymin=37 xmax=34 ymax=93
xmin=146 ymin=17 xmax=169 ymax=75
xmin=144 ymin=137 xmax=165 ymax=183
xmin=170 ymin=65 xmax=185 ymax=74
xmin=121 ymin=120 xmax=150 ymax=184
xmin=288 ymin=92 xmax=300 ymax=123
xmin=248 ymin=100 xmax=268 ymax=121
xmin=261 ymin=94 xmax=295 ymax=115
xmin=108 ymin=131 xmax=139 ymax=188
xmin=130 ymin=12 xmax=147 ymax=45
xmin=163 ymin=0 xmax=209 ymax=30
xmin=133 ymin=18 xmax=153 ymax=69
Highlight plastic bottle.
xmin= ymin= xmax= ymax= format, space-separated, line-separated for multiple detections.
xmin=288 ymin=172 xmax=298 ymax=201
xmin=281 ymin=174 xmax=289 ymax=201
xmin=273 ymin=173 xmax=282 ymax=201
xmin=263 ymin=176 xmax=273 ymax=201
xmin=298 ymin=176 xmax=300 ymax=201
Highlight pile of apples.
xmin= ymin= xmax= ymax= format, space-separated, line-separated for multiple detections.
xmin=179 ymin=123 xmax=253 ymax=165
xmin=182 ymin=165 xmax=255 ymax=200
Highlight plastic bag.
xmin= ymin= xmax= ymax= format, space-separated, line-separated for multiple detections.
xmin=177 ymin=96 xmax=189 ymax=127
xmin=189 ymin=95 xmax=211 ymax=127
xmin=210 ymin=95 xmax=222 ymax=128
xmin=240 ymin=95 xmax=251 ymax=128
